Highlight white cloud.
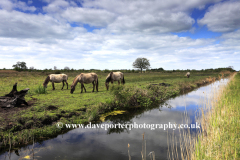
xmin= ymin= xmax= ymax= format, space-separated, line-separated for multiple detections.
xmin=82 ymin=0 xmax=222 ymax=14
xmin=221 ymin=29 xmax=240 ymax=40
xmin=0 ymin=0 xmax=239 ymax=70
xmin=43 ymin=0 xmax=72 ymax=13
xmin=0 ymin=10 xmax=86 ymax=40
xmin=0 ymin=0 xmax=13 ymax=11
xmin=108 ymin=12 xmax=195 ymax=34
xmin=27 ymin=0 xmax=33 ymax=5
xmin=0 ymin=0 xmax=36 ymax=12
xmin=0 ymin=29 xmax=220 ymax=70
xmin=62 ymin=7 xmax=116 ymax=27
xmin=41 ymin=0 xmax=224 ymax=34
xmin=198 ymin=1 xmax=240 ymax=32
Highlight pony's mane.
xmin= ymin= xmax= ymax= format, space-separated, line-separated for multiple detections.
xmin=71 ymin=74 xmax=80 ymax=87
xmin=43 ymin=75 xmax=50 ymax=85
xmin=105 ymin=72 xmax=113 ymax=83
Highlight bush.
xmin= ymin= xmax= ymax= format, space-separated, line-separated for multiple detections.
xmin=54 ymin=70 xmax=61 ymax=74
xmin=109 ymin=85 xmax=155 ymax=108
xmin=35 ymin=85 xmax=47 ymax=94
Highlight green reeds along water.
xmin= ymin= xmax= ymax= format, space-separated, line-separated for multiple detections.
xmin=170 ymin=73 xmax=240 ymax=160
xmin=0 ymin=71 xmax=233 ymax=151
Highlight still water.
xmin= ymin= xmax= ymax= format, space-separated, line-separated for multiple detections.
xmin=0 ymin=79 xmax=229 ymax=160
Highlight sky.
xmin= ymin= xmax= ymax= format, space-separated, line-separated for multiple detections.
xmin=0 ymin=0 xmax=239 ymax=70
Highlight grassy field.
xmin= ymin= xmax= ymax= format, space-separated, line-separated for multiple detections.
xmin=0 ymin=70 xmax=232 ymax=150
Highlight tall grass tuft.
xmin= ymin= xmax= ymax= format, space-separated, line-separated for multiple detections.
xmin=35 ymin=85 xmax=47 ymax=94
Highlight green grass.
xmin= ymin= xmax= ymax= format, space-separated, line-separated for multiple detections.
xmin=0 ymin=71 xmax=231 ymax=150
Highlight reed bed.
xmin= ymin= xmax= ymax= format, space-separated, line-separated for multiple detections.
xmin=168 ymin=72 xmax=239 ymax=160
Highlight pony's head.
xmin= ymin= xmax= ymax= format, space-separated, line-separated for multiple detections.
xmin=43 ymin=76 xmax=50 ymax=88
xmin=105 ymin=72 xmax=113 ymax=90
xmin=70 ymin=85 xmax=75 ymax=94
xmin=43 ymin=83 xmax=47 ymax=88
xmin=105 ymin=82 xmax=109 ymax=90
xmin=70 ymin=76 xmax=78 ymax=94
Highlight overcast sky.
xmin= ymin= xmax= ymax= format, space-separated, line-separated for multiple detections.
xmin=0 ymin=0 xmax=239 ymax=70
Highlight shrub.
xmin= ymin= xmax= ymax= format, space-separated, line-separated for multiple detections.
xmin=35 ymin=85 xmax=47 ymax=94
xmin=54 ymin=70 xmax=61 ymax=74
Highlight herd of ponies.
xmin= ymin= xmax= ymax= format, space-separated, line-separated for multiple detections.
xmin=42 ymin=71 xmax=125 ymax=93
xmin=43 ymin=71 xmax=190 ymax=94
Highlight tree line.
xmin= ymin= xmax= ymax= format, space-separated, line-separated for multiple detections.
xmin=3 ymin=59 xmax=236 ymax=73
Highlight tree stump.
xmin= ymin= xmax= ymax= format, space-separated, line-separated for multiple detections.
xmin=0 ymin=83 xmax=29 ymax=108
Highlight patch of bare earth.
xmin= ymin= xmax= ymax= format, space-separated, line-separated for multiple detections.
xmin=0 ymin=98 xmax=37 ymax=131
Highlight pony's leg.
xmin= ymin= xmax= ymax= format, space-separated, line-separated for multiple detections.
xmin=118 ymin=80 xmax=120 ymax=85
xmin=66 ymin=81 xmax=68 ymax=89
xmin=82 ymin=84 xmax=86 ymax=92
xmin=52 ymin=82 xmax=55 ymax=90
xmin=81 ymin=83 xmax=83 ymax=93
xmin=92 ymin=81 xmax=95 ymax=92
xmin=61 ymin=81 xmax=65 ymax=90
xmin=96 ymin=79 xmax=98 ymax=92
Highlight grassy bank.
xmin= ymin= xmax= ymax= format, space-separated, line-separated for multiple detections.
xmin=189 ymin=72 xmax=240 ymax=159
xmin=0 ymin=71 xmax=232 ymax=151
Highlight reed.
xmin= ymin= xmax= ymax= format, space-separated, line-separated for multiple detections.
xmin=128 ymin=133 xmax=156 ymax=160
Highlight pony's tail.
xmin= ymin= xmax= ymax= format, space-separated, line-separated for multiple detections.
xmin=123 ymin=76 xmax=125 ymax=84
xmin=96 ymin=78 xmax=99 ymax=92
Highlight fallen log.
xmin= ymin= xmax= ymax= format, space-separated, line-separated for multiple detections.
xmin=0 ymin=83 xmax=29 ymax=108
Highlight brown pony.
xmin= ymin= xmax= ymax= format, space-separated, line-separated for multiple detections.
xmin=105 ymin=71 xmax=125 ymax=90
xmin=70 ymin=73 xmax=98 ymax=94
xmin=43 ymin=74 xmax=68 ymax=90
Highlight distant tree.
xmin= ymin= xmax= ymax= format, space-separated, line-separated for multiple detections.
xmin=29 ymin=66 xmax=35 ymax=70
xmin=226 ymin=66 xmax=235 ymax=72
xmin=132 ymin=57 xmax=150 ymax=73
xmin=64 ymin=66 xmax=70 ymax=70
xmin=12 ymin=61 xmax=27 ymax=71
xmin=104 ymin=69 xmax=110 ymax=73
xmin=54 ymin=66 xmax=57 ymax=70
xmin=227 ymin=66 xmax=233 ymax=69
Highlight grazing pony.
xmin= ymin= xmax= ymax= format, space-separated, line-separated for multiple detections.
xmin=185 ymin=72 xmax=190 ymax=78
xmin=70 ymin=73 xmax=98 ymax=94
xmin=43 ymin=74 xmax=68 ymax=90
xmin=105 ymin=71 xmax=125 ymax=90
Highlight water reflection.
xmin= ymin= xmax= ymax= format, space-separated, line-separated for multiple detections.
xmin=0 ymin=79 xmax=229 ymax=160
